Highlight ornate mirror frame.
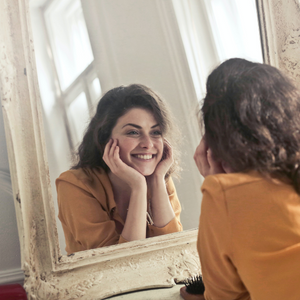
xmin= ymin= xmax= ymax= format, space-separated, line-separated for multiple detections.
xmin=0 ymin=0 xmax=299 ymax=299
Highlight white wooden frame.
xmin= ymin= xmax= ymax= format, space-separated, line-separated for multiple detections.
xmin=0 ymin=0 xmax=299 ymax=299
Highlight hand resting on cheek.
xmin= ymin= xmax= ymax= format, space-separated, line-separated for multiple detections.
xmin=147 ymin=138 xmax=173 ymax=180
xmin=194 ymin=136 xmax=227 ymax=177
xmin=103 ymin=138 xmax=146 ymax=188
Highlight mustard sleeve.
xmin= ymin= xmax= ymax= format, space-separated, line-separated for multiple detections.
xmin=198 ymin=176 xmax=250 ymax=300
xmin=56 ymin=175 xmax=125 ymax=254
xmin=147 ymin=177 xmax=183 ymax=237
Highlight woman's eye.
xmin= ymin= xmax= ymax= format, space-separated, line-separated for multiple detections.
xmin=152 ymin=130 xmax=162 ymax=136
xmin=127 ymin=130 xmax=139 ymax=135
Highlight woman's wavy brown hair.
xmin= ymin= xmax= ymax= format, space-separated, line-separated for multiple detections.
xmin=72 ymin=84 xmax=181 ymax=180
xmin=200 ymin=58 xmax=300 ymax=193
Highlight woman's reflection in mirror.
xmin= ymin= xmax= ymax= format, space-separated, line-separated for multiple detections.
xmin=193 ymin=58 xmax=300 ymax=300
xmin=56 ymin=84 xmax=182 ymax=254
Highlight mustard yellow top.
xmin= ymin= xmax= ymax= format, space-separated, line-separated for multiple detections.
xmin=198 ymin=171 xmax=300 ymax=300
xmin=56 ymin=167 xmax=182 ymax=254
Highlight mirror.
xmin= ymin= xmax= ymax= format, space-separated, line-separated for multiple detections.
xmin=1 ymin=0 xmax=300 ymax=298
xmin=29 ymin=0 xmax=262 ymax=255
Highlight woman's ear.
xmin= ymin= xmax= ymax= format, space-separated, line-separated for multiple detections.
xmin=221 ymin=161 xmax=234 ymax=174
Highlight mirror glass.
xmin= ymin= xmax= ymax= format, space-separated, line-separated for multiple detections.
xmin=29 ymin=0 xmax=263 ymax=255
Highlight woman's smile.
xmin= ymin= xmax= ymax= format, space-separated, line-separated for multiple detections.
xmin=132 ymin=153 xmax=156 ymax=160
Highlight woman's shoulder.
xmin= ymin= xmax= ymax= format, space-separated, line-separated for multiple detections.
xmin=56 ymin=167 xmax=108 ymax=187
xmin=202 ymin=171 xmax=266 ymax=192
xmin=203 ymin=170 xmax=298 ymax=196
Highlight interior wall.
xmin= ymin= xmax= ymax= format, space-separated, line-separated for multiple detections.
xmin=0 ymin=106 xmax=23 ymax=285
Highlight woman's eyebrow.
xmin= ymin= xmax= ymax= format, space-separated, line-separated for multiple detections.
xmin=122 ymin=123 xmax=160 ymax=129
xmin=151 ymin=124 xmax=160 ymax=128
xmin=122 ymin=123 xmax=141 ymax=129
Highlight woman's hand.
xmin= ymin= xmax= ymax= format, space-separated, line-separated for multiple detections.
xmin=149 ymin=139 xmax=173 ymax=180
xmin=194 ymin=136 xmax=226 ymax=178
xmin=103 ymin=139 xmax=146 ymax=188
xmin=104 ymin=139 xmax=147 ymax=242
xmin=146 ymin=139 xmax=176 ymax=228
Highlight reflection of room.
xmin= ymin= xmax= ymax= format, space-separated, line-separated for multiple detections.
xmin=29 ymin=0 xmax=262 ymax=254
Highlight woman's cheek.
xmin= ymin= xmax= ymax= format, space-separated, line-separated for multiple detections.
xmin=117 ymin=139 xmax=133 ymax=161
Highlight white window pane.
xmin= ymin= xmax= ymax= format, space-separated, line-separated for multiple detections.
xmin=234 ymin=0 xmax=263 ymax=62
xmin=45 ymin=0 xmax=94 ymax=90
xmin=91 ymin=77 xmax=102 ymax=101
xmin=67 ymin=92 xmax=90 ymax=147
xmin=210 ymin=0 xmax=263 ymax=62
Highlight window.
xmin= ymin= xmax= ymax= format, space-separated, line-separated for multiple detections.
xmin=45 ymin=0 xmax=94 ymax=91
xmin=206 ymin=0 xmax=262 ymax=63
xmin=32 ymin=0 xmax=102 ymax=151
xmin=173 ymin=0 xmax=263 ymax=101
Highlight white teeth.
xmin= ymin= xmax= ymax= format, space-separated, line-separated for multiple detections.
xmin=135 ymin=154 xmax=153 ymax=160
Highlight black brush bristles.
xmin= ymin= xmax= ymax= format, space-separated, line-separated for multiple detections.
xmin=184 ymin=275 xmax=205 ymax=295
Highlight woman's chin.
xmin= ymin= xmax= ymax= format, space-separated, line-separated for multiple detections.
xmin=139 ymin=171 xmax=154 ymax=177
xmin=128 ymin=162 xmax=157 ymax=177
xmin=135 ymin=168 xmax=155 ymax=177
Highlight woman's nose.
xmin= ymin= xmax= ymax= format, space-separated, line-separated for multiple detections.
xmin=139 ymin=135 xmax=153 ymax=148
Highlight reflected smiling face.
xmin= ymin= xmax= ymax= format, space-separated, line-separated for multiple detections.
xmin=110 ymin=108 xmax=164 ymax=176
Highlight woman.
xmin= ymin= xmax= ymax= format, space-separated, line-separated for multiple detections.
xmin=56 ymin=84 xmax=182 ymax=255
xmin=193 ymin=58 xmax=300 ymax=300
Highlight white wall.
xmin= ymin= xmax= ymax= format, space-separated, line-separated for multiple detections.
xmin=0 ymin=107 xmax=23 ymax=285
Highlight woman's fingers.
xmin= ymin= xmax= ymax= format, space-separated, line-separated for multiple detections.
xmin=148 ymin=139 xmax=173 ymax=179
xmin=103 ymin=139 xmax=146 ymax=190
xmin=103 ymin=139 xmax=119 ymax=171
xmin=194 ymin=138 xmax=209 ymax=176
xmin=113 ymin=144 xmax=120 ymax=161
xmin=110 ymin=140 xmax=117 ymax=158
xmin=103 ymin=139 xmax=112 ymax=157
xmin=102 ymin=139 xmax=112 ymax=165
xmin=103 ymin=138 xmax=140 ymax=173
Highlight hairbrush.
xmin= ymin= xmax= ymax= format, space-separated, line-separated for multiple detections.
xmin=180 ymin=275 xmax=205 ymax=300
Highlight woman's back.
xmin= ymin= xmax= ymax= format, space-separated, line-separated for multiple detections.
xmin=199 ymin=171 xmax=300 ymax=299
xmin=194 ymin=58 xmax=300 ymax=300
